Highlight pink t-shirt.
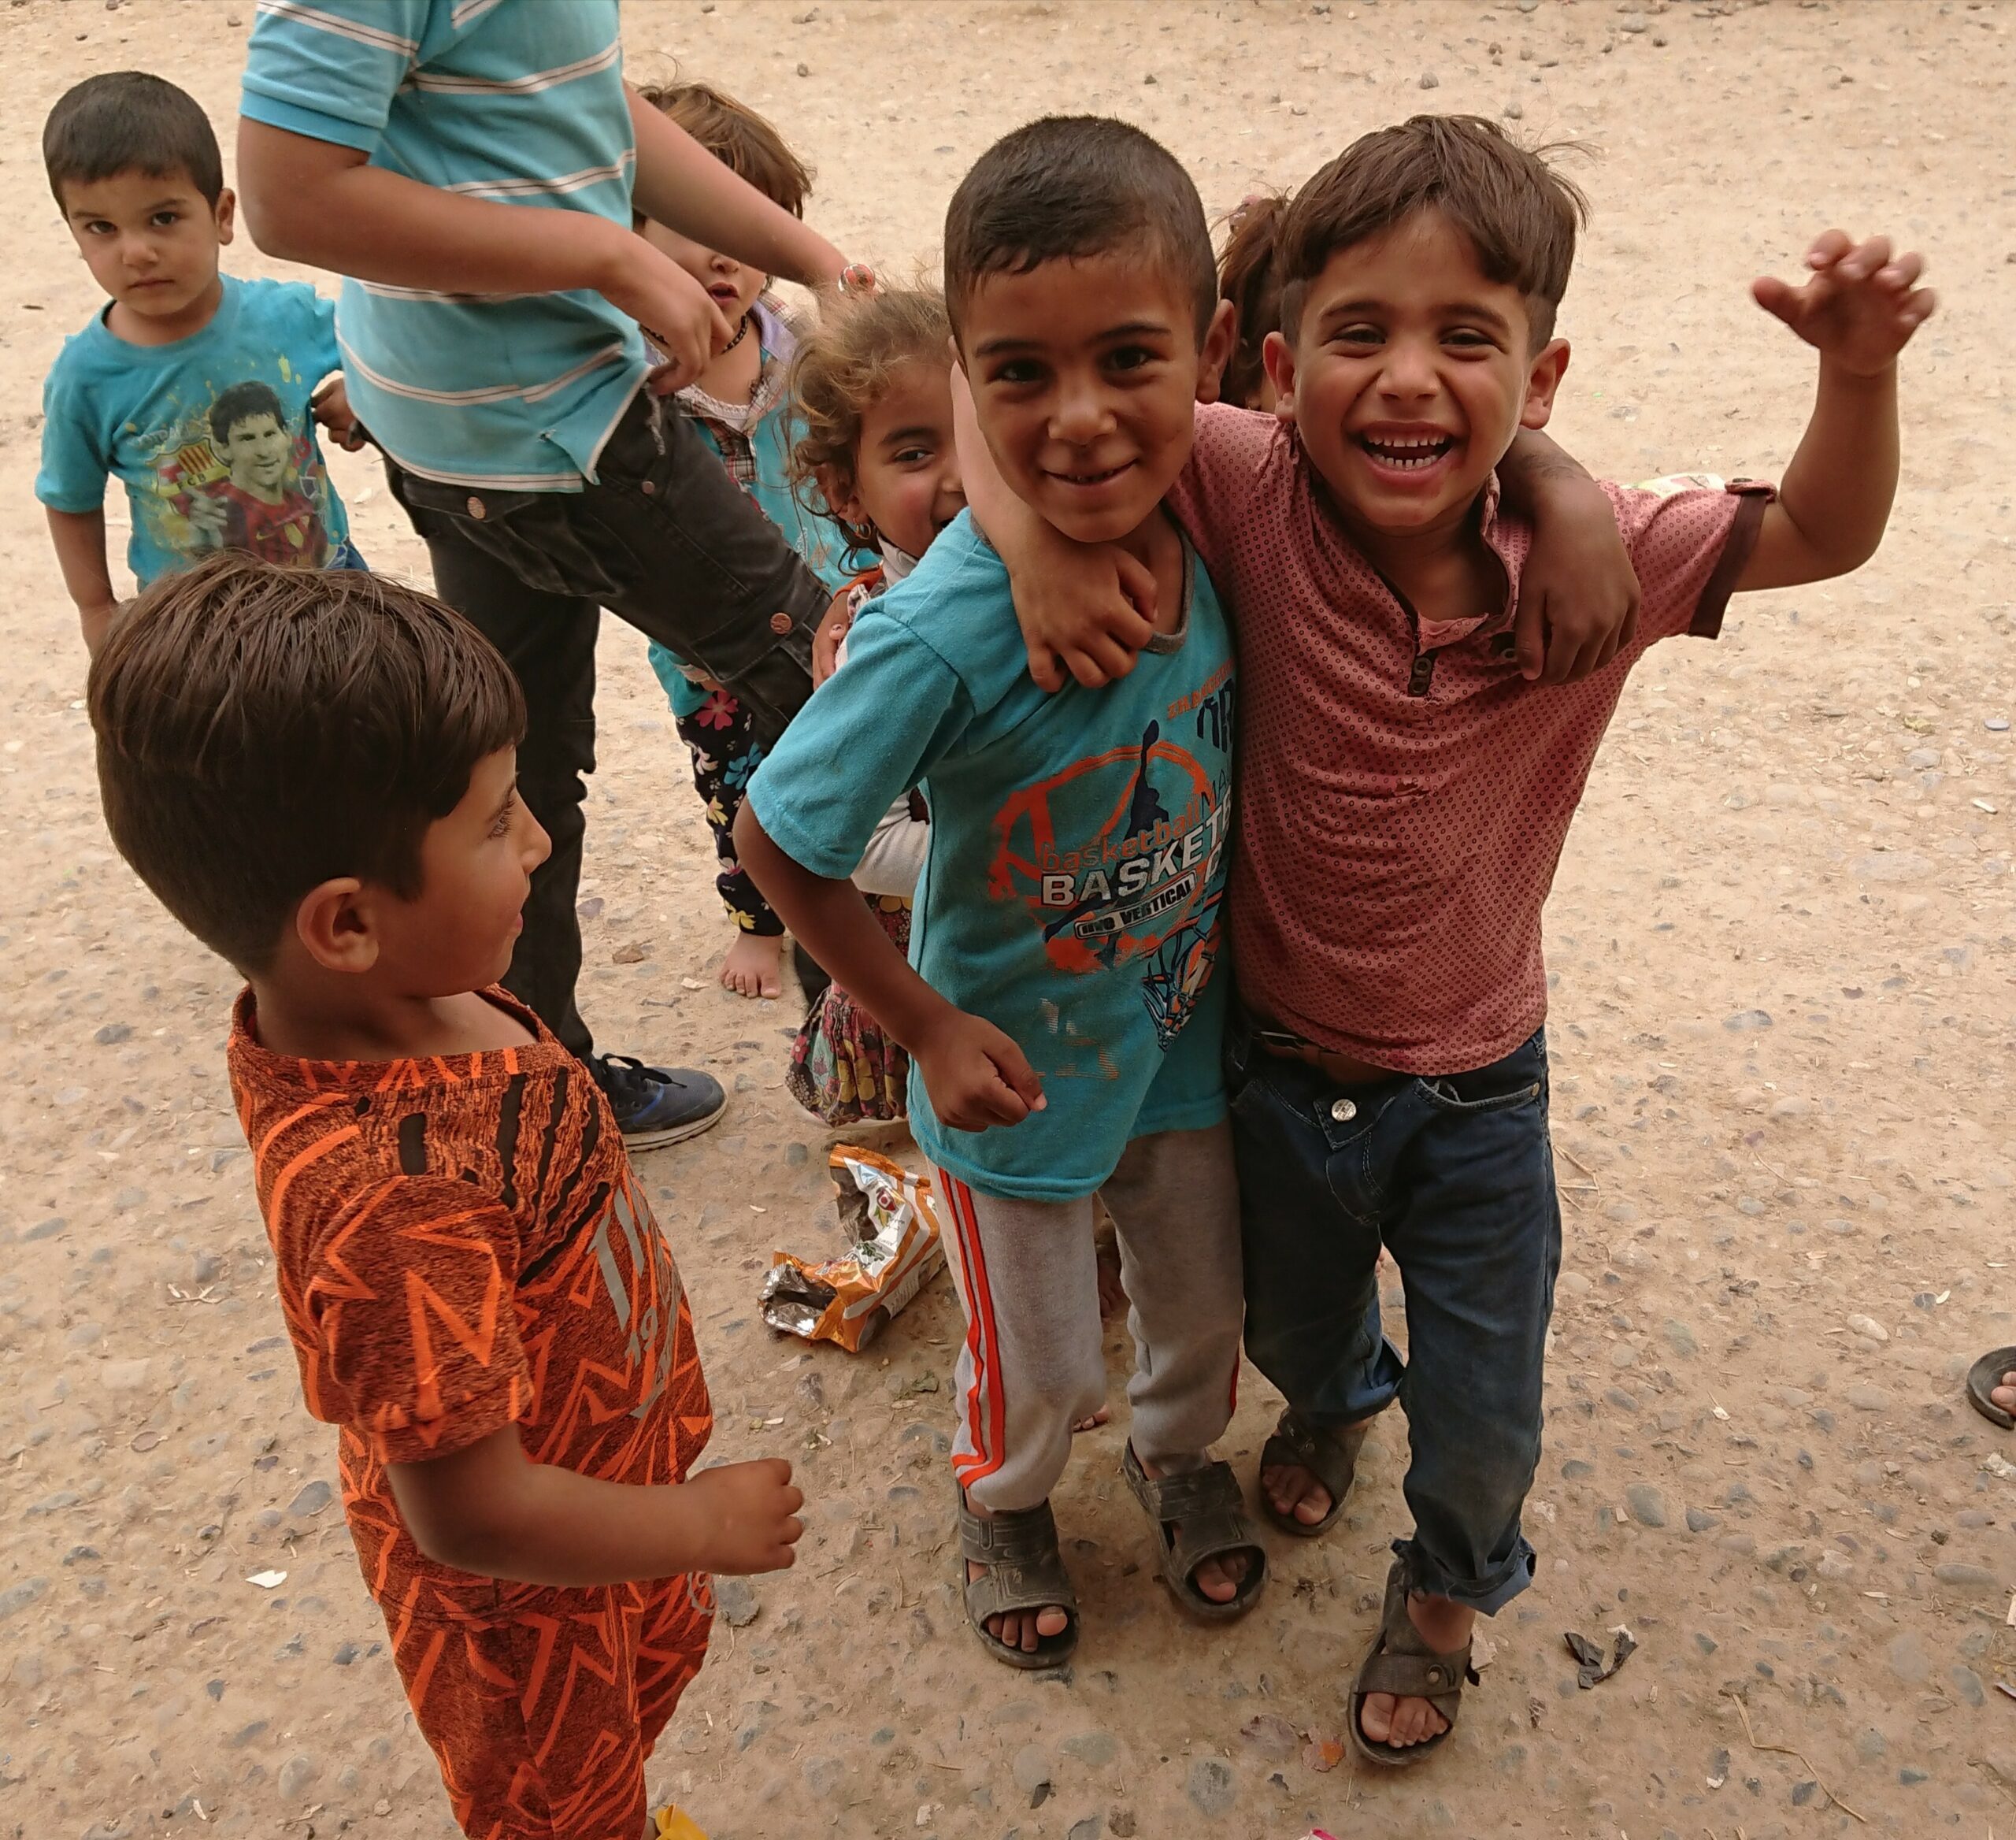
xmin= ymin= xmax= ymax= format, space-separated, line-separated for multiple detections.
xmin=1166 ymin=403 xmax=1770 ymax=1075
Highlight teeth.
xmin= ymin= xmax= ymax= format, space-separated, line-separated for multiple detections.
xmin=1362 ymin=433 xmax=1452 ymax=470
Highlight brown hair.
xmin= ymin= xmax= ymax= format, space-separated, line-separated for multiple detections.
xmin=943 ymin=115 xmax=1217 ymax=345
xmin=636 ymin=79 xmax=811 ymax=217
xmin=1279 ymin=114 xmax=1588 ymax=348
xmin=44 ymin=70 xmax=224 ymax=210
xmin=788 ymin=287 xmax=954 ymax=552
xmin=88 ymin=555 xmax=524 ymax=976
xmin=1217 ymin=191 xmax=1288 ymax=410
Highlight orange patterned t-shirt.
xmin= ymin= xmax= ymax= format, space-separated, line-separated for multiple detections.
xmin=227 ymin=988 xmax=713 ymax=1621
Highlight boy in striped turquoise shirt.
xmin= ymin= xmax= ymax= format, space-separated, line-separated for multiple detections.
xmin=237 ymin=0 xmax=869 ymax=1152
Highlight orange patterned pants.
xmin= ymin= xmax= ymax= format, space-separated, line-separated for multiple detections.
xmin=387 ymin=1574 xmax=714 ymax=1839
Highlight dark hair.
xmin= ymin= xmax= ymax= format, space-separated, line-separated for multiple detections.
xmin=1278 ymin=115 xmax=1588 ymax=348
xmin=44 ymin=71 xmax=224 ymax=210
xmin=1217 ymin=191 xmax=1288 ymax=410
xmin=943 ymin=115 xmax=1217 ymax=344
xmin=789 ymin=286 xmax=954 ymax=551
xmin=636 ymin=79 xmax=811 ymax=217
xmin=209 ymin=381 xmax=287 ymax=445
xmin=88 ymin=555 xmax=525 ymax=976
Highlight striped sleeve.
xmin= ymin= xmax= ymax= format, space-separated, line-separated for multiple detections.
xmin=240 ymin=0 xmax=432 ymax=153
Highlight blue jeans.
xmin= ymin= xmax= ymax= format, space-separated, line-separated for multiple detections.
xmin=1225 ymin=1014 xmax=1561 ymax=1613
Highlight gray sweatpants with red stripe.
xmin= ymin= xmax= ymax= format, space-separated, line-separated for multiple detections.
xmin=936 ymin=1123 xmax=1246 ymax=1515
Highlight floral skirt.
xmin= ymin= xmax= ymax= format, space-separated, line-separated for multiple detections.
xmin=787 ymin=896 xmax=912 ymax=1126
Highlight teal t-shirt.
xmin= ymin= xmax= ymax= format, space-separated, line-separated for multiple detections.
xmin=35 ymin=276 xmax=354 ymax=588
xmin=746 ymin=513 xmax=1236 ymax=1203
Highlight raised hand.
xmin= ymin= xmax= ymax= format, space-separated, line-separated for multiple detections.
xmin=1752 ymin=231 xmax=1935 ymax=378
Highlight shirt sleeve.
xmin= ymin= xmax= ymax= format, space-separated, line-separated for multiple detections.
xmin=298 ymin=1175 xmax=532 ymax=1464
xmin=746 ymin=610 xmax=972 ymax=881
xmin=295 ymin=284 xmax=343 ymax=381
xmin=1609 ymin=477 xmax=1774 ymax=646
xmin=34 ymin=351 xmax=109 ymax=513
xmin=1166 ymin=400 xmax=1275 ymax=588
xmin=239 ymin=0 xmax=431 ymax=154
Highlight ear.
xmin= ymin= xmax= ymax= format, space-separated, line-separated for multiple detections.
xmin=1518 ymin=336 xmax=1569 ymax=432
xmin=291 ymin=876 xmax=379 ymax=976
xmin=214 ymin=187 xmax=237 ymax=247
xmin=1195 ymin=299 xmax=1238 ymax=406
xmin=1261 ymin=330 xmax=1299 ymax=425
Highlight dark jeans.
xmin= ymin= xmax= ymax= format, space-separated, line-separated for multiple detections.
xmin=1225 ymin=1012 xmax=1561 ymax=1614
xmin=387 ymin=392 xmax=825 ymax=1062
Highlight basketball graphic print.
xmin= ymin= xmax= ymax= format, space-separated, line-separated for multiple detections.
xmin=987 ymin=717 xmax=1229 ymax=1046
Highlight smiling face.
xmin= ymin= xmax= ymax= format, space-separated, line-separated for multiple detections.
xmin=960 ymin=250 xmax=1232 ymax=546
xmin=828 ymin=358 xmax=965 ymax=561
xmin=222 ymin=413 xmax=291 ymax=496
xmin=61 ymin=166 xmax=230 ymax=340
xmin=1264 ymin=207 xmax=1569 ymax=540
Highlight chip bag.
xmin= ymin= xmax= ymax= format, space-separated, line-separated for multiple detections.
xmin=759 ymin=1145 xmax=946 ymax=1351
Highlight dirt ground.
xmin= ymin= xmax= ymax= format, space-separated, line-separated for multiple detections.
xmin=2 ymin=1 xmax=2013 ymax=1836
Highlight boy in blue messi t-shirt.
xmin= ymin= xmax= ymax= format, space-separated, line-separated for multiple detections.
xmin=737 ymin=117 xmax=1266 ymax=1671
xmin=36 ymin=72 xmax=362 ymax=654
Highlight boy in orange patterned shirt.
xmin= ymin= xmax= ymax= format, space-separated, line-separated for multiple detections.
xmin=87 ymin=555 xmax=805 ymax=1840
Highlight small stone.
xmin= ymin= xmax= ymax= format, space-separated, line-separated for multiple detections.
xmin=1063 ymin=1731 xmax=1117 ymax=1768
xmin=1845 ymin=1313 xmax=1888 ymax=1343
xmin=1559 ymin=1272 xmax=1592 ymax=1297
xmin=227 ymin=1719 xmax=269 ymax=1749
xmin=785 ymin=1141 xmax=810 ymax=1167
xmin=1684 ymin=1507 xmax=1718 ymax=1534
xmin=1012 ymin=1745 xmax=1051 ymax=1796
xmin=287 ymin=1480 xmax=333 ymax=1519
xmin=0 ymin=1577 xmax=50 ymax=1621
xmin=94 ymin=1022 xmax=132 ymax=1044
xmin=1108 ymin=1812 xmax=1137 ymax=1840
xmin=1791 ymin=1781 xmax=1817 ymax=1807
xmin=1503 ymin=99 xmax=1524 ymax=120
xmin=1418 ymin=71 xmax=1439 ymax=88
xmin=1661 ymin=1319 xmax=1698 ymax=1358
xmin=1885 ymin=1632 xmax=1929 ymax=1684
xmin=1625 ymin=1485 xmax=1667 ymax=1528
xmin=332 ymin=1641 xmax=362 ymax=1666
xmin=1931 ymin=1561 xmax=2000 ymax=1595
xmin=1816 ymin=1550 xmax=1853 ymax=1581
xmin=1609 ymin=1344 xmax=1638 ymax=1370
xmin=1846 ymin=1384 xmax=1890 ymax=1412
xmin=1855 ymin=1728 xmax=1886 ymax=1761
xmin=1899 ymin=1767 xmax=1929 ymax=1786
xmin=802 ymin=1756 xmax=843 ymax=1797
xmin=1724 ymin=1009 xmax=1773 ymax=1031
xmin=716 ymin=1578 xmax=760 ymax=1627
xmin=1185 ymin=1758 xmax=1236 ymax=1818
xmin=1693 ymin=1633 xmax=1718 ymax=1656
xmin=1951 ymin=1665 xmax=1985 ymax=1706
xmin=24 ymin=1216 xmax=65 ymax=1242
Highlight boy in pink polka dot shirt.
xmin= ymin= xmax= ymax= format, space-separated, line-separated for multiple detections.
xmin=978 ymin=115 xmax=1932 ymax=1764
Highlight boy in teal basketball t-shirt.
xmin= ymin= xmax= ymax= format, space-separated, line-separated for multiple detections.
xmin=738 ymin=117 xmax=1266 ymax=1670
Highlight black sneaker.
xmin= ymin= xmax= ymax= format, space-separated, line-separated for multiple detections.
xmin=593 ymin=1054 xmax=726 ymax=1149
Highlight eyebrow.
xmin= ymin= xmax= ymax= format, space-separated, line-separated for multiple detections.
xmin=971 ymin=317 xmax=1176 ymax=360
xmin=73 ymin=194 xmax=191 ymax=217
xmin=876 ymin=422 xmax=941 ymax=446
xmin=1317 ymin=297 xmax=1515 ymax=335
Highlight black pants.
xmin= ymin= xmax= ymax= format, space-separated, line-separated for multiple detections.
xmin=387 ymin=391 xmax=825 ymax=1062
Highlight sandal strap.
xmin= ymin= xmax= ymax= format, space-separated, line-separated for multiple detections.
xmin=1123 ymin=1446 xmax=1266 ymax=1603
xmin=1358 ymin=1648 xmax=1475 ymax=1701
xmin=957 ymin=1497 xmax=1078 ymax=1622
xmin=1268 ymin=1408 xmax=1370 ymax=1500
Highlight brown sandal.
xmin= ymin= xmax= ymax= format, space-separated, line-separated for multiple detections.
xmin=955 ymin=1493 xmax=1079 ymax=1670
xmin=1966 ymin=1346 xmax=2016 ymax=1430
xmin=1121 ymin=1443 xmax=1267 ymax=1622
xmin=1348 ymin=1558 xmax=1477 ymax=1768
xmin=1257 ymin=1408 xmax=1372 ymax=1538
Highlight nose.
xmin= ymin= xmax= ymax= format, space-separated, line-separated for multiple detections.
xmin=1377 ymin=334 xmax=1440 ymax=402
xmin=523 ymin=809 xmax=553 ymax=874
xmin=1050 ymin=373 xmax=1112 ymax=444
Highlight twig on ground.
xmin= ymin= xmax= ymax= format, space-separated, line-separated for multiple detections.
xmin=1722 ymin=1691 xmax=1864 ymax=1823
xmin=1556 ymin=1147 xmax=1601 ymax=1185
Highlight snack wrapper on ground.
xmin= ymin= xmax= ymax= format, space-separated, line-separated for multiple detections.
xmin=759 ymin=1145 xmax=946 ymax=1351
